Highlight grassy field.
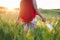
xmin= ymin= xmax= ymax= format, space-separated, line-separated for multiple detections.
xmin=0 ymin=9 xmax=60 ymax=40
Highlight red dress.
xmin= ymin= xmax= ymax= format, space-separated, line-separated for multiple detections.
xmin=20 ymin=0 xmax=37 ymax=22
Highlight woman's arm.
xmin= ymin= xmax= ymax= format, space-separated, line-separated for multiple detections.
xmin=32 ymin=0 xmax=46 ymax=22
xmin=16 ymin=11 xmax=20 ymax=26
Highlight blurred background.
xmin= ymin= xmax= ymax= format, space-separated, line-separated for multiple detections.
xmin=0 ymin=0 xmax=60 ymax=40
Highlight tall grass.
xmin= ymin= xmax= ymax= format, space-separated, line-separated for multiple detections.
xmin=0 ymin=9 xmax=60 ymax=40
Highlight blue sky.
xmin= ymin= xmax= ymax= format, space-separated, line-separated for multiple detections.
xmin=0 ymin=0 xmax=60 ymax=9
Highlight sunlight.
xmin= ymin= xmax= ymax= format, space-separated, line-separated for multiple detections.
xmin=0 ymin=0 xmax=60 ymax=9
xmin=0 ymin=0 xmax=20 ymax=10
xmin=7 ymin=7 xmax=14 ymax=11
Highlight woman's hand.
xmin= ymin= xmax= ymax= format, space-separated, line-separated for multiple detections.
xmin=42 ymin=17 xmax=46 ymax=22
xmin=16 ymin=20 xmax=19 ymax=26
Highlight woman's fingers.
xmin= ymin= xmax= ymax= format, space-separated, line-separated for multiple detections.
xmin=16 ymin=21 xmax=19 ymax=26
xmin=42 ymin=17 xmax=46 ymax=22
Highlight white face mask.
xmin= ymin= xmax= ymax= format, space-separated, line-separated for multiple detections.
xmin=46 ymin=22 xmax=53 ymax=30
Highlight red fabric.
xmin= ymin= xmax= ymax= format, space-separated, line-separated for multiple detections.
xmin=20 ymin=0 xmax=37 ymax=22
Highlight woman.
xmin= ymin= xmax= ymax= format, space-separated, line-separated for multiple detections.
xmin=16 ymin=0 xmax=46 ymax=33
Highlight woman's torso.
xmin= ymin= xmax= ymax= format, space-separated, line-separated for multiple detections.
xmin=20 ymin=0 xmax=37 ymax=22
